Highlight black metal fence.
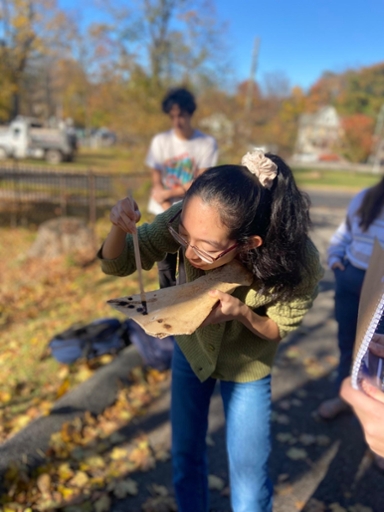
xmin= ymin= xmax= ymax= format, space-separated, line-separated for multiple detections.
xmin=0 ymin=163 xmax=151 ymax=227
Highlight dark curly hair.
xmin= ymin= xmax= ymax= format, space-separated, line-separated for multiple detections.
xmin=162 ymin=87 xmax=196 ymax=116
xmin=185 ymin=154 xmax=312 ymax=300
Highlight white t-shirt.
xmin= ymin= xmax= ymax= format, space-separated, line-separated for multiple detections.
xmin=145 ymin=129 xmax=218 ymax=213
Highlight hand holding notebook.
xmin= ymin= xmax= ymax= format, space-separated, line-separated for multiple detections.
xmin=351 ymin=239 xmax=384 ymax=392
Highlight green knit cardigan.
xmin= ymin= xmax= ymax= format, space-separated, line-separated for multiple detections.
xmin=98 ymin=203 xmax=324 ymax=382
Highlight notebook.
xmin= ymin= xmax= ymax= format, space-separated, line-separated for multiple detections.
xmin=351 ymin=238 xmax=384 ymax=391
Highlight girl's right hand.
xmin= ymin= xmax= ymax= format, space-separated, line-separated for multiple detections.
xmin=110 ymin=196 xmax=141 ymax=233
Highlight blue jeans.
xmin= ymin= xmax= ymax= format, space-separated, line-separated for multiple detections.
xmin=334 ymin=261 xmax=366 ymax=389
xmin=171 ymin=343 xmax=273 ymax=512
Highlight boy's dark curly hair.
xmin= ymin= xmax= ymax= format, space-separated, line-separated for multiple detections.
xmin=162 ymin=87 xmax=196 ymax=116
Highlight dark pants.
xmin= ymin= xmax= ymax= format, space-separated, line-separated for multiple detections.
xmin=157 ymin=249 xmax=186 ymax=289
xmin=334 ymin=261 xmax=366 ymax=389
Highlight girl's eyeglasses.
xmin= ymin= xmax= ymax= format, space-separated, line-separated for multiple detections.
xmin=167 ymin=209 xmax=239 ymax=264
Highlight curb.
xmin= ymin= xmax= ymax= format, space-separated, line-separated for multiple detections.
xmin=0 ymin=345 xmax=143 ymax=474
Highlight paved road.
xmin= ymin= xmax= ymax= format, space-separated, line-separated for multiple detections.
xmin=306 ymin=188 xmax=353 ymax=212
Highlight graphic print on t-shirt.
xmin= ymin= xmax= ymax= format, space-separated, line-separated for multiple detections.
xmin=163 ymin=153 xmax=197 ymax=188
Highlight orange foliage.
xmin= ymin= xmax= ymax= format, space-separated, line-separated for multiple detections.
xmin=341 ymin=114 xmax=375 ymax=163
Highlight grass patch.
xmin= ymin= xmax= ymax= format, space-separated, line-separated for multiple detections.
xmin=0 ymin=200 xmax=159 ymax=442
xmin=292 ymin=166 xmax=382 ymax=190
xmin=3 ymin=146 xmax=148 ymax=174
xmin=3 ymin=146 xmax=382 ymax=191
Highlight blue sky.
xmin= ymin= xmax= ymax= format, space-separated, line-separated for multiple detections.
xmin=59 ymin=0 xmax=384 ymax=92
xmin=216 ymin=0 xmax=384 ymax=91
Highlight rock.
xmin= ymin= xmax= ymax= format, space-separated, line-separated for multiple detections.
xmin=28 ymin=217 xmax=96 ymax=261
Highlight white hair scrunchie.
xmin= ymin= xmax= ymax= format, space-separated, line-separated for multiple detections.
xmin=241 ymin=149 xmax=278 ymax=189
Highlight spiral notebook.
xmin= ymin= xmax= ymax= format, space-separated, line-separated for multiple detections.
xmin=351 ymin=238 xmax=384 ymax=391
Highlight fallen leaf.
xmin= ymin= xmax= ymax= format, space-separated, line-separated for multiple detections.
xmin=316 ymin=435 xmax=331 ymax=446
xmin=276 ymin=432 xmax=296 ymax=444
xmin=329 ymin=504 xmax=347 ymax=512
xmin=276 ymin=414 xmax=290 ymax=425
xmin=285 ymin=346 xmax=301 ymax=359
xmin=286 ymin=447 xmax=307 ymax=460
xmin=299 ymin=434 xmax=316 ymax=446
xmin=303 ymin=498 xmax=326 ymax=512
xmin=155 ymin=449 xmax=171 ymax=462
xmin=110 ymin=446 xmax=130 ymax=460
xmin=109 ymin=431 xmax=126 ymax=445
xmin=0 ymin=391 xmax=12 ymax=403
xmin=94 ymin=494 xmax=111 ymax=512
xmin=36 ymin=473 xmax=51 ymax=495
xmin=208 ymin=474 xmax=225 ymax=491
xmin=275 ymin=483 xmax=293 ymax=495
xmin=151 ymin=484 xmax=169 ymax=497
xmin=68 ymin=470 xmax=89 ymax=488
xmin=111 ymin=479 xmax=139 ymax=498
xmin=80 ymin=455 xmax=105 ymax=471
xmin=278 ymin=400 xmax=291 ymax=410
xmin=141 ymin=495 xmax=177 ymax=512
xmin=56 ymin=378 xmax=71 ymax=398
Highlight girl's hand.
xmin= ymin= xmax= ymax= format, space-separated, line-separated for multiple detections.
xmin=110 ymin=196 xmax=141 ymax=234
xmin=331 ymin=261 xmax=345 ymax=271
xmin=201 ymin=289 xmax=246 ymax=327
xmin=341 ymin=377 xmax=384 ymax=457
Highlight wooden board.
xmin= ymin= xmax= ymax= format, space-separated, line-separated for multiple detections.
xmin=107 ymin=260 xmax=253 ymax=338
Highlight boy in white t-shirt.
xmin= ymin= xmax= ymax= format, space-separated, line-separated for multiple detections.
xmin=145 ymin=87 xmax=218 ymax=288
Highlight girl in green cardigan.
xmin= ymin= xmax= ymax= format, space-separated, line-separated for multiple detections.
xmin=99 ymin=150 xmax=323 ymax=512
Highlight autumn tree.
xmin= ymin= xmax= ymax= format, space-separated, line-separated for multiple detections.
xmin=336 ymin=63 xmax=384 ymax=117
xmin=304 ymin=71 xmax=346 ymax=113
xmin=89 ymin=0 xmax=229 ymax=90
xmin=340 ymin=114 xmax=375 ymax=163
xmin=0 ymin=0 xmax=75 ymax=121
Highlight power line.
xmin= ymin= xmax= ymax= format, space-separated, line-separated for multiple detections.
xmin=244 ymin=37 xmax=260 ymax=116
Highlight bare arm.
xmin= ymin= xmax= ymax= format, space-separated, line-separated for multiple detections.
xmin=151 ymin=167 xmax=163 ymax=189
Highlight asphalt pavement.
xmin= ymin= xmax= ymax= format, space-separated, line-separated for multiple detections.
xmin=1 ymin=194 xmax=383 ymax=512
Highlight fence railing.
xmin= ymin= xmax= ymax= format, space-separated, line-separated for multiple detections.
xmin=0 ymin=164 xmax=151 ymax=228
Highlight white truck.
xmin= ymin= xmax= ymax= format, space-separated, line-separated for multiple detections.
xmin=0 ymin=117 xmax=77 ymax=164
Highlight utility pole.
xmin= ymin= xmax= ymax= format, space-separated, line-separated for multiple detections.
xmin=371 ymin=104 xmax=384 ymax=174
xmin=244 ymin=37 xmax=260 ymax=117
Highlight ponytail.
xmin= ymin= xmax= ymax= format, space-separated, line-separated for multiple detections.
xmin=250 ymin=153 xmax=311 ymax=298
